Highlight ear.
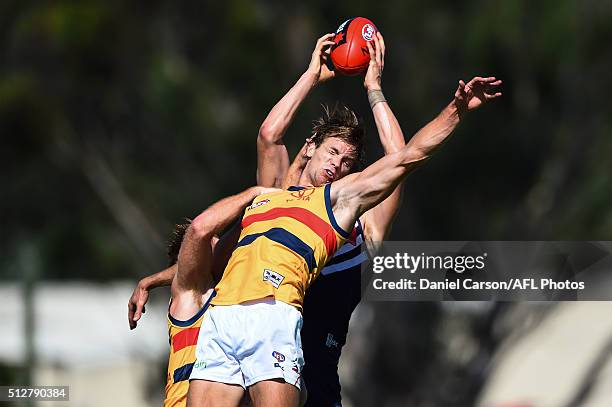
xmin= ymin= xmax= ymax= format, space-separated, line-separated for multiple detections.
xmin=305 ymin=142 xmax=316 ymax=159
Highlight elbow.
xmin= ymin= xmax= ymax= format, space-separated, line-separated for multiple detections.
xmin=189 ymin=214 xmax=216 ymax=241
xmin=258 ymin=120 xmax=287 ymax=145
xmin=258 ymin=122 xmax=277 ymax=144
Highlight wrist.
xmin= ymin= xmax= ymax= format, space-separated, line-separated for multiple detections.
xmin=253 ymin=186 xmax=272 ymax=197
xmin=367 ymin=89 xmax=387 ymax=109
xmin=138 ymin=277 xmax=152 ymax=290
xmin=365 ymin=83 xmax=382 ymax=92
xmin=449 ymin=98 xmax=465 ymax=119
xmin=301 ymin=70 xmax=320 ymax=87
xmin=249 ymin=186 xmax=262 ymax=197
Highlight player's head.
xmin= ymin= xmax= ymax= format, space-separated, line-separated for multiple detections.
xmin=304 ymin=104 xmax=365 ymax=186
xmin=166 ymin=220 xmax=221 ymax=266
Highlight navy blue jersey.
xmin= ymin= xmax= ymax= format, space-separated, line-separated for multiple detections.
xmin=301 ymin=221 xmax=367 ymax=406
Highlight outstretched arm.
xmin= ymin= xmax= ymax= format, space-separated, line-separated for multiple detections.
xmin=127 ymin=215 xmax=244 ymax=330
xmin=331 ymin=76 xmax=502 ymax=232
xmin=257 ymin=33 xmax=336 ymax=187
xmin=128 ymin=264 xmax=176 ymax=330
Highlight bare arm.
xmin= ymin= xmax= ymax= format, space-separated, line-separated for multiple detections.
xmin=359 ymin=33 xmax=406 ymax=250
xmin=127 ymin=214 xmax=245 ymax=330
xmin=257 ymin=34 xmax=336 ymax=187
xmin=127 ymin=264 xmax=176 ymax=330
xmin=170 ymin=186 xmax=279 ymax=320
xmin=331 ymin=76 xmax=502 ymax=232
xmin=174 ymin=186 xmax=273 ymax=295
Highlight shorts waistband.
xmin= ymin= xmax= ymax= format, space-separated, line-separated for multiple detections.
xmin=239 ymin=297 xmax=278 ymax=306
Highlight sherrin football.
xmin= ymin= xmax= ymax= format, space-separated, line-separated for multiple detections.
xmin=330 ymin=17 xmax=378 ymax=76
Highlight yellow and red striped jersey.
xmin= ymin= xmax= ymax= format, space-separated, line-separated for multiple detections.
xmin=164 ymin=292 xmax=215 ymax=407
xmin=211 ymin=184 xmax=352 ymax=310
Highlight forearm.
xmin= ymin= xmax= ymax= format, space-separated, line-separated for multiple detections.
xmin=406 ymin=100 xmax=461 ymax=160
xmin=364 ymin=98 xmax=406 ymax=238
xmin=141 ymin=264 xmax=176 ymax=289
xmin=259 ymin=72 xmax=318 ymax=142
xmin=371 ymin=98 xmax=405 ymax=154
xmin=192 ymin=187 xmax=261 ymax=236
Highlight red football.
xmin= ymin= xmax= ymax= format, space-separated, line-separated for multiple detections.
xmin=331 ymin=17 xmax=378 ymax=76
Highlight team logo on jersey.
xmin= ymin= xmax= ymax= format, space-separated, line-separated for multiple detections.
xmin=263 ymin=269 xmax=284 ymax=288
xmin=247 ymin=199 xmax=270 ymax=211
xmin=362 ymin=24 xmax=375 ymax=41
xmin=286 ymin=188 xmax=315 ymax=203
xmin=272 ymin=351 xmax=286 ymax=363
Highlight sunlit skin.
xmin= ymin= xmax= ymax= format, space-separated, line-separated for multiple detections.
xmin=299 ymin=137 xmax=358 ymax=187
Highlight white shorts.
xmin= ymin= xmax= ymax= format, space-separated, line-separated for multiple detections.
xmin=190 ymin=298 xmax=304 ymax=389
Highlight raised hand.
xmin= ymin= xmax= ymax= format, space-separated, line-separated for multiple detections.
xmin=454 ymin=76 xmax=502 ymax=112
xmin=364 ymin=32 xmax=385 ymax=91
xmin=307 ymin=33 xmax=336 ymax=84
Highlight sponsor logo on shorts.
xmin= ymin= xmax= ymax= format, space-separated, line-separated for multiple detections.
xmin=272 ymin=351 xmax=286 ymax=363
xmin=194 ymin=360 xmax=207 ymax=369
xmin=362 ymin=24 xmax=375 ymax=41
xmin=263 ymin=269 xmax=285 ymax=288
xmin=273 ymin=356 xmax=301 ymax=376
xmin=247 ymin=199 xmax=270 ymax=211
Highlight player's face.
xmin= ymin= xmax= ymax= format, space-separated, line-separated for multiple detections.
xmin=307 ymin=137 xmax=357 ymax=186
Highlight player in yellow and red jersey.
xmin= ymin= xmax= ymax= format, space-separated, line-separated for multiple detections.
xmin=187 ymin=33 xmax=501 ymax=407
xmin=212 ymin=185 xmax=352 ymax=311
xmin=128 ymin=186 xmax=278 ymax=407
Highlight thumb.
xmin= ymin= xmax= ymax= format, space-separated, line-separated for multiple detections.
xmin=134 ymin=303 xmax=144 ymax=321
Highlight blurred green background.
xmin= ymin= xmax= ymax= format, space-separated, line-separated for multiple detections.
xmin=2 ymin=1 xmax=612 ymax=406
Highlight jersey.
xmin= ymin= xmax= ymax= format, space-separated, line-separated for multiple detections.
xmin=164 ymin=292 xmax=215 ymax=407
xmin=211 ymin=184 xmax=351 ymax=310
xmin=301 ymin=221 xmax=368 ymax=406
